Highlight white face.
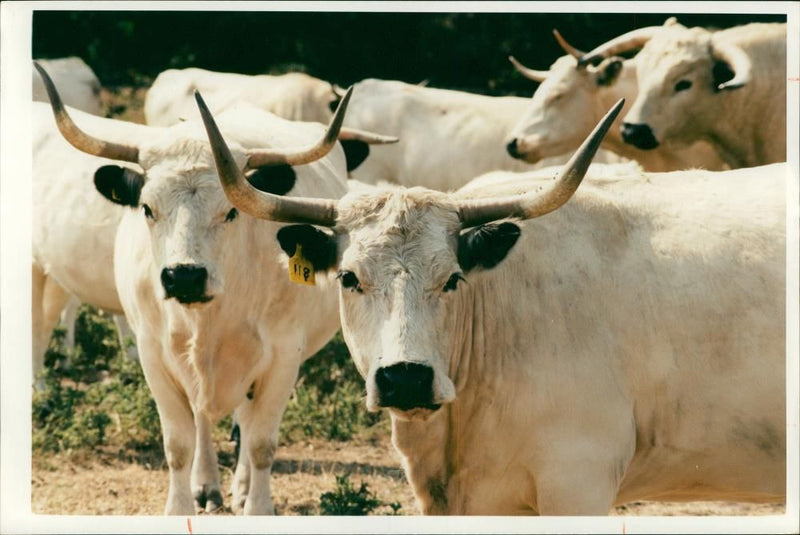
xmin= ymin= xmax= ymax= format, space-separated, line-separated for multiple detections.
xmin=508 ymin=56 xmax=629 ymax=162
xmin=624 ymin=30 xmax=715 ymax=147
xmin=136 ymin=136 xmax=240 ymax=306
xmin=334 ymin=191 xmax=462 ymax=420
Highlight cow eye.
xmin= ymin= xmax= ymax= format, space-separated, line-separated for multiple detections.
xmin=443 ymin=273 xmax=465 ymax=293
xmin=142 ymin=204 xmax=154 ymax=220
xmin=225 ymin=208 xmax=238 ymax=222
xmin=674 ymin=80 xmax=692 ymax=92
xmin=337 ymin=270 xmax=362 ymax=293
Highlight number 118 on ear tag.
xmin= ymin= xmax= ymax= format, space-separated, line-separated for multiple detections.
xmin=289 ymin=245 xmax=315 ymax=286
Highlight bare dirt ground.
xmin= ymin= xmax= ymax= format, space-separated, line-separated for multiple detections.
xmin=32 ymin=432 xmax=784 ymax=517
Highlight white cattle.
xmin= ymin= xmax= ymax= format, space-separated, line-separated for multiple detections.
xmin=35 ymin=62 xmax=394 ymax=515
xmin=505 ymin=25 xmax=727 ymax=172
xmin=32 ymin=100 xmax=146 ymax=390
xmin=209 ymin=99 xmax=786 ymax=515
xmin=579 ymin=22 xmax=787 ymax=169
xmin=144 ymin=67 xmax=340 ymax=126
xmin=33 ymin=57 xmax=103 ymax=115
xmin=338 ymin=78 xmax=608 ymax=191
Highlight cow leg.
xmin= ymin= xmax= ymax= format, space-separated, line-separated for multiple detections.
xmin=191 ymin=411 xmax=223 ymax=512
xmin=59 ymin=296 xmax=80 ymax=351
xmin=112 ymin=314 xmax=139 ymax=362
xmin=533 ymin=432 xmax=633 ymax=515
xmin=230 ymin=412 xmax=250 ymax=514
xmin=138 ymin=341 xmax=196 ymax=515
xmin=235 ymin=356 xmax=301 ymax=515
xmin=32 ymin=265 xmax=70 ymax=390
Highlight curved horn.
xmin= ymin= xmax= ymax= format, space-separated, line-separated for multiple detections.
xmin=508 ymin=56 xmax=549 ymax=83
xmin=552 ymin=29 xmax=585 ymax=59
xmin=338 ymin=128 xmax=399 ymax=145
xmin=711 ymin=40 xmax=752 ymax=90
xmin=33 ymin=61 xmax=139 ymax=163
xmin=457 ymin=98 xmax=625 ymax=227
xmin=577 ymin=26 xmax=663 ymax=67
xmin=195 ymin=91 xmax=338 ymax=226
xmin=246 ymin=85 xmax=353 ymax=168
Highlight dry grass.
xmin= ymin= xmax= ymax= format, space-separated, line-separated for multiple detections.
xmin=32 ymin=433 xmax=784 ymax=517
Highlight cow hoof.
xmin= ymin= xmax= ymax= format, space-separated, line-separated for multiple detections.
xmin=193 ymin=485 xmax=224 ymax=513
xmin=231 ymin=494 xmax=247 ymax=515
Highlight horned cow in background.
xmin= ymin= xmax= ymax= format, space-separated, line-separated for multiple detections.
xmin=579 ymin=22 xmax=787 ymax=168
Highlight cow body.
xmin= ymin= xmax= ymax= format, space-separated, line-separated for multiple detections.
xmin=32 ymin=57 xmax=103 ymax=116
xmin=340 ymin=78 xmax=593 ymax=190
xmin=506 ymin=53 xmax=727 ymax=172
xmin=144 ymin=68 xmax=338 ymax=126
xmin=613 ymin=23 xmax=786 ymax=168
xmin=267 ymin=162 xmax=785 ymax=514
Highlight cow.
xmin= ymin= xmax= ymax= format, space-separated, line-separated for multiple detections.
xmin=33 ymin=57 xmax=115 ymax=367
xmin=505 ymin=24 xmax=728 ymax=172
xmin=34 ymin=62 xmax=396 ymax=515
xmin=337 ymin=78 xmax=616 ymax=191
xmin=202 ymin=96 xmax=786 ymax=515
xmin=32 ymin=57 xmax=103 ymax=116
xmin=144 ymin=67 xmax=341 ymax=127
xmin=32 ymin=96 xmax=148 ymax=390
xmin=578 ymin=22 xmax=787 ymax=169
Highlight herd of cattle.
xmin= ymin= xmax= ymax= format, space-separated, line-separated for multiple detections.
xmin=31 ymin=18 xmax=788 ymax=516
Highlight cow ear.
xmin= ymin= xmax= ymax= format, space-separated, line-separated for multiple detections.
xmin=276 ymin=224 xmax=338 ymax=271
xmin=94 ymin=165 xmax=145 ymax=207
xmin=595 ymin=58 xmax=623 ymax=87
xmin=712 ymin=60 xmax=738 ymax=92
xmin=247 ymin=165 xmax=296 ymax=196
xmin=457 ymin=222 xmax=521 ymax=272
xmin=340 ymin=139 xmax=370 ymax=172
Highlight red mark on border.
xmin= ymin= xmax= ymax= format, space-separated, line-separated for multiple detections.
xmin=622 ymin=521 xmax=626 ymax=535
xmin=789 ymin=77 xmax=800 ymax=82
xmin=187 ymin=517 xmax=193 ymax=534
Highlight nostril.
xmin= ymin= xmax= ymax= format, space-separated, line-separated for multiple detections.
xmin=506 ymin=138 xmax=520 ymax=158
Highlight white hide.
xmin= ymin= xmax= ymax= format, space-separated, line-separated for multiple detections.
xmin=111 ymin=105 xmax=345 ymax=514
xmin=506 ymin=54 xmax=727 ymax=172
xmin=625 ymin=23 xmax=787 ymax=168
xmin=144 ymin=68 xmax=338 ymax=126
xmin=32 ymin=57 xmax=103 ymax=116
xmin=340 ymin=78 xmax=608 ymax=191
xmin=331 ymin=162 xmax=786 ymax=514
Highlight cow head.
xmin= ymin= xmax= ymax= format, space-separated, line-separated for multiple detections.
xmin=506 ymin=30 xmax=632 ymax=164
xmin=199 ymin=89 xmax=624 ymax=420
xmin=577 ymin=21 xmax=751 ymax=150
xmin=34 ymin=62 xmax=396 ymax=308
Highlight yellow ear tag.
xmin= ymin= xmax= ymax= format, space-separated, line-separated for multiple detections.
xmin=288 ymin=245 xmax=315 ymax=286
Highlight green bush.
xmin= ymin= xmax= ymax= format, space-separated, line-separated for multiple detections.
xmin=319 ymin=473 xmax=401 ymax=516
xmin=280 ymin=332 xmax=383 ymax=443
xmin=33 ymin=305 xmax=162 ymax=455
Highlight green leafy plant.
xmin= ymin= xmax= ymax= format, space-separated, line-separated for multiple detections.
xmin=319 ymin=474 xmax=382 ymax=515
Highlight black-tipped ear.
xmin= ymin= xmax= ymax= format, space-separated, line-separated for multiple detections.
xmin=341 ymin=139 xmax=370 ymax=172
xmin=94 ymin=165 xmax=145 ymax=207
xmin=277 ymin=224 xmax=338 ymax=271
xmin=595 ymin=58 xmax=623 ymax=87
xmin=247 ymin=165 xmax=296 ymax=196
xmin=457 ymin=222 xmax=521 ymax=272
xmin=712 ymin=60 xmax=737 ymax=92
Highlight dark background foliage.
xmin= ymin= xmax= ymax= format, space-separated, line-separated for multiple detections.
xmin=32 ymin=10 xmax=786 ymax=93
